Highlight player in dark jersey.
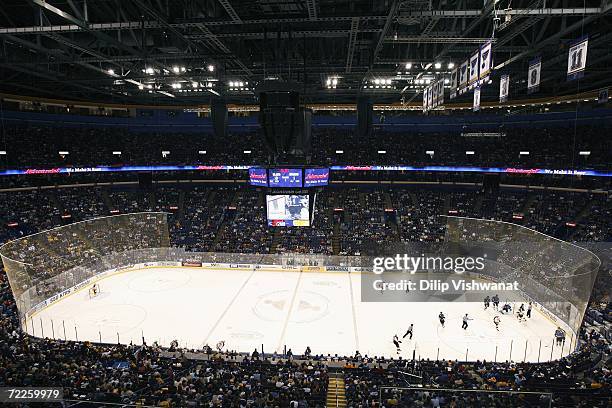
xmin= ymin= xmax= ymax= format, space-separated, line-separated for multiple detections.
xmin=439 ymin=312 xmax=446 ymax=327
xmin=393 ymin=335 xmax=402 ymax=353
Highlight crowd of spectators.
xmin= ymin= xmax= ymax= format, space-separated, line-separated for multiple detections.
xmin=0 ymin=265 xmax=330 ymax=407
xmin=0 ymin=123 xmax=610 ymax=170
xmin=215 ymin=191 xmax=271 ymax=254
xmin=0 ymin=179 xmax=610 ymax=406
xmin=342 ymin=323 xmax=610 ymax=407
xmin=1 ymin=184 xmax=610 ymax=259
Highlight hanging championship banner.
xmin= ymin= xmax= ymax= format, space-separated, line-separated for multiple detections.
xmin=459 ymin=60 xmax=469 ymax=93
xmin=597 ymin=88 xmax=608 ymax=104
xmin=473 ymin=86 xmax=481 ymax=111
xmin=469 ymin=50 xmax=480 ymax=85
xmin=450 ymin=68 xmax=458 ymax=99
xmin=527 ymin=57 xmax=541 ymax=94
xmin=432 ymin=82 xmax=438 ymax=108
xmin=479 ymin=41 xmax=493 ymax=79
xmin=499 ymin=74 xmax=509 ymax=103
xmin=567 ymin=35 xmax=588 ymax=81
xmin=427 ymin=86 xmax=433 ymax=109
xmin=437 ymin=80 xmax=445 ymax=106
xmin=422 ymin=89 xmax=427 ymax=112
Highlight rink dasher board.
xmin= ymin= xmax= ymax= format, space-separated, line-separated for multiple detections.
xmin=24 ymin=262 xmax=575 ymax=341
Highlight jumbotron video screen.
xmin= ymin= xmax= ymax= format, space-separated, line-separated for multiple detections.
xmin=266 ymin=194 xmax=310 ymax=226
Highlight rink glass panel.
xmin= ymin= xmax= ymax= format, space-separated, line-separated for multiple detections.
xmin=443 ymin=216 xmax=601 ymax=336
xmin=0 ymin=212 xmax=170 ymax=324
xmin=1 ymin=212 xmax=600 ymax=347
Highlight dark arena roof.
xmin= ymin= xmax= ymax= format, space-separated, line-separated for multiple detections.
xmin=0 ymin=2 xmax=611 ymax=408
xmin=0 ymin=0 xmax=610 ymax=105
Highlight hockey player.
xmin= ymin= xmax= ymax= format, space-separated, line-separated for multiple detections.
xmin=554 ymin=327 xmax=565 ymax=346
xmin=527 ymin=302 xmax=532 ymax=319
xmin=439 ymin=312 xmax=446 ymax=328
xmin=393 ymin=334 xmax=402 ymax=353
xmin=402 ymin=323 xmax=414 ymax=340
xmin=493 ymin=315 xmax=501 ymax=331
xmin=517 ymin=308 xmax=526 ymax=323
xmin=405 ymin=279 xmax=412 ymax=294
xmin=462 ymin=313 xmax=472 ymax=330
xmin=92 ymin=283 xmax=99 ymax=295
xmin=484 ymin=296 xmax=491 ymax=309
xmin=492 ymin=294 xmax=500 ymax=310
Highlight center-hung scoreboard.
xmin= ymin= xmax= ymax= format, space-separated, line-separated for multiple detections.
xmin=248 ymin=167 xmax=329 ymax=227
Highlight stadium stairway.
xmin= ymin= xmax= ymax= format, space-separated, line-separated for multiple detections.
xmin=332 ymin=223 xmax=341 ymax=255
xmin=520 ymin=193 xmax=539 ymax=216
xmin=177 ymin=190 xmax=186 ymax=221
xmin=269 ymin=228 xmax=281 ymax=253
xmin=100 ymin=189 xmax=114 ymax=213
xmin=326 ymin=372 xmax=347 ymax=408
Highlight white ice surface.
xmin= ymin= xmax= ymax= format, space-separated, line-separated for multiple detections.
xmin=28 ymin=267 xmax=573 ymax=362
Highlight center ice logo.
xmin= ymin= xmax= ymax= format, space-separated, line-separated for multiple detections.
xmin=254 ymin=290 xmax=329 ymax=323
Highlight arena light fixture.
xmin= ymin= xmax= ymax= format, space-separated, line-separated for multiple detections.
xmin=145 ymin=67 xmax=154 ymax=75
xmin=448 ymin=62 xmax=455 ymax=69
xmin=198 ymin=150 xmax=207 ymax=154
xmin=192 ymin=82 xmax=199 ymax=88
xmin=112 ymin=151 xmax=121 ymax=155
xmin=172 ymin=66 xmax=180 ymax=73
xmin=207 ymin=64 xmax=214 ymax=72
xmin=378 ymin=150 xmax=387 ymax=154
xmin=434 ymin=62 xmax=442 ymax=69
xmin=336 ymin=150 xmax=344 ymax=154
xmin=405 ymin=62 xmax=412 ymax=69
xmin=519 ymin=151 xmax=530 ymax=155
xmin=0 ymin=150 xmax=6 ymax=155
xmin=426 ymin=150 xmax=435 ymax=155
xmin=58 ymin=151 xmax=69 ymax=155
xmin=107 ymin=69 xmax=115 ymax=76
xmin=465 ymin=151 xmax=475 ymax=155
xmin=243 ymin=150 xmax=252 ymax=154
xmin=579 ymin=151 xmax=591 ymax=156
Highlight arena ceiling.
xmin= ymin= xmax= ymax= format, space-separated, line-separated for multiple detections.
xmin=0 ymin=0 xmax=610 ymax=106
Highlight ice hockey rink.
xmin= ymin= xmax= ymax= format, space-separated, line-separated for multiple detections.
xmin=28 ymin=266 xmax=574 ymax=362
